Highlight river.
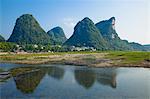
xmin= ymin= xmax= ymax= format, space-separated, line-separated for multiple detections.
xmin=0 ymin=63 xmax=150 ymax=99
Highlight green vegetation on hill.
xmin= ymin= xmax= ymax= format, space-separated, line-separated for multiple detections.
xmin=95 ymin=17 xmax=147 ymax=51
xmin=47 ymin=26 xmax=67 ymax=45
xmin=96 ymin=17 xmax=132 ymax=50
xmin=64 ymin=17 xmax=108 ymax=50
xmin=7 ymin=14 xmax=52 ymax=45
xmin=0 ymin=42 xmax=17 ymax=52
xmin=5 ymin=14 xmax=149 ymax=51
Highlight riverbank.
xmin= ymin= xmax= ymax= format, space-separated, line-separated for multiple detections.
xmin=0 ymin=51 xmax=150 ymax=68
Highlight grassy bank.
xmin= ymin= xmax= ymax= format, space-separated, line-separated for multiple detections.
xmin=0 ymin=51 xmax=149 ymax=68
xmin=106 ymin=51 xmax=150 ymax=67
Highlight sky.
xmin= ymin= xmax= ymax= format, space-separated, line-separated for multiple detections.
xmin=0 ymin=0 xmax=150 ymax=44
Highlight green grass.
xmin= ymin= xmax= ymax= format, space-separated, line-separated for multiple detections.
xmin=106 ymin=51 xmax=150 ymax=64
xmin=0 ymin=51 xmax=149 ymax=66
xmin=82 ymin=55 xmax=96 ymax=62
xmin=0 ymin=51 xmax=99 ymax=61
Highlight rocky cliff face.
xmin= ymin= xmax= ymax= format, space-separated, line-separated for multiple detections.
xmin=7 ymin=14 xmax=52 ymax=45
xmin=95 ymin=17 xmax=133 ymax=50
xmin=96 ymin=17 xmax=118 ymax=40
xmin=64 ymin=17 xmax=108 ymax=50
xmin=64 ymin=17 xmax=147 ymax=51
xmin=47 ymin=26 xmax=67 ymax=45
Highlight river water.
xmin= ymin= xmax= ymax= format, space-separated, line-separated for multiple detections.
xmin=0 ymin=63 xmax=150 ymax=99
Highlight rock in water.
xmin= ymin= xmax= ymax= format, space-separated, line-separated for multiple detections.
xmin=7 ymin=14 xmax=52 ymax=45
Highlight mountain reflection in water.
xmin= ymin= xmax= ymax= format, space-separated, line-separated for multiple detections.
xmin=1 ymin=63 xmax=149 ymax=99
xmin=47 ymin=66 xmax=65 ymax=80
xmin=74 ymin=69 xmax=96 ymax=89
xmin=95 ymin=68 xmax=117 ymax=88
xmin=74 ymin=68 xmax=117 ymax=89
xmin=13 ymin=68 xmax=46 ymax=93
xmin=11 ymin=66 xmax=117 ymax=93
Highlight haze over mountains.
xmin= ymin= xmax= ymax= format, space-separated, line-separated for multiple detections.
xmin=0 ymin=35 xmax=5 ymax=42
xmin=1 ymin=14 xmax=149 ymax=51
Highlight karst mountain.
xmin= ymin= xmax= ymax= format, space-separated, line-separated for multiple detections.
xmin=7 ymin=14 xmax=148 ymax=51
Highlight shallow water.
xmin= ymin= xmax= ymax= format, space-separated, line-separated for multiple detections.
xmin=0 ymin=63 xmax=150 ymax=99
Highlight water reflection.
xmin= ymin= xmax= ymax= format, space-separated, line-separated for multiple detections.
xmin=8 ymin=66 xmax=117 ymax=94
xmin=13 ymin=68 xmax=46 ymax=93
xmin=1 ymin=63 xmax=149 ymax=99
xmin=47 ymin=67 xmax=65 ymax=80
xmin=95 ymin=68 xmax=117 ymax=88
xmin=12 ymin=66 xmax=65 ymax=93
xmin=74 ymin=68 xmax=117 ymax=89
xmin=74 ymin=68 xmax=96 ymax=89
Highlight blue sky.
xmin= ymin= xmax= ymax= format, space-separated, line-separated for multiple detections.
xmin=0 ymin=0 xmax=149 ymax=44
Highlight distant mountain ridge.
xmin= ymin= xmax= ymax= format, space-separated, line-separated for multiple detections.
xmin=64 ymin=17 xmax=148 ymax=51
xmin=6 ymin=14 xmax=149 ymax=51
xmin=143 ymin=44 xmax=150 ymax=51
